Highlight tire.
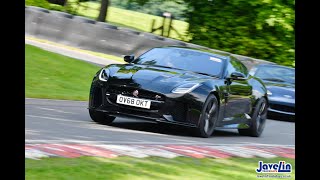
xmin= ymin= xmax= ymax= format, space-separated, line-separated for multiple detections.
xmin=194 ymin=94 xmax=219 ymax=138
xmin=238 ymin=97 xmax=268 ymax=137
xmin=89 ymin=109 xmax=115 ymax=125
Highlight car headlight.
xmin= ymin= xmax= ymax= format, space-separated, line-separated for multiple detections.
xmin=267 ymin=90 xmax=272 ymax=96
xmin=172 ymin=83 xmax=201 ymax=94
xmin=99 ymin=69 xmax=110 ymax=81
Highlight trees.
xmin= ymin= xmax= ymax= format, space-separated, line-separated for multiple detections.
xmin=97 ymin=0 xmax=110 ymax=22
xmin=184 ymin=0 xmax=295 ymax=66
xmin=129 ymin=0 xmax=295 ymax=66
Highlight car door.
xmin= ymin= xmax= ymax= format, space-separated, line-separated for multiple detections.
xmin=222 ymin=58 xmax=252 ymax=125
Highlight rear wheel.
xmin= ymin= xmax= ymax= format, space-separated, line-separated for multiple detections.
xmin=194 ymin=94 xmax=219 ymax=138
xmin=238 ymin=97 xmax=267 ymax=137
xmin=89 ymin=109 xmax=115 ymax=125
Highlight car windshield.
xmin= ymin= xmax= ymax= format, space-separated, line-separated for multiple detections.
xmin=132 ymin=47 xmax=225 ymax=77
xmin=254 ymin=65 xmax=295 ymax=84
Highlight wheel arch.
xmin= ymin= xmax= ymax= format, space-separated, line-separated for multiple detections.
xmin=209 ymin=89 xmax=224 ymax=125
xmin=251 ymin=95 xmax=269 ymax=117
xmin=211 ymin=91 xmax=220 ymax=107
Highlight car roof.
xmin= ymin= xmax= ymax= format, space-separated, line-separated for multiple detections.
xmin=230 ymin=54 xmax=276 ymax=70
xmin=152 ymin=46 xmax=278 ymax=70
xmin=158 ymin=46 xmax=231 ymax=59
xmin=254 ymin=63 xmax=295 ymax=70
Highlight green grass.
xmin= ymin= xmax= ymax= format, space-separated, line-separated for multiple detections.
xmin=25 ymin=44 xmax=102 ymax=100
xmin=107 ymin=6 xmax=190 ymax=41
xmin=25 ymin=156 xmax=295 ymax=180
xmin=26 ymin=36 xmax=125 ymax=63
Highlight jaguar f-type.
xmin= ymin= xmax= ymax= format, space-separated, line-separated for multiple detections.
xmin=88 ymin=46 xmax=269 ymax=137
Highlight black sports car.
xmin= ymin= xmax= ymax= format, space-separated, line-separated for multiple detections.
xmin=249 ymin=64 xmax=295 ymax=120
xmin=88 ymin=46 xmax=269 ymax=137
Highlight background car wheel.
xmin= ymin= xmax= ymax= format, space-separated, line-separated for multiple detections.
xmin=89 ymin=109 xmax=115 ymax=125
xmin=238 ymin=97 xmax=267 ymax=137
xmin=194 ymin=94 xmax=219 ymax=138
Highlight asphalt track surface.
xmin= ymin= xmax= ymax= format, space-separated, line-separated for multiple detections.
xmin=26 ymin=98 xmax=295 ymax=146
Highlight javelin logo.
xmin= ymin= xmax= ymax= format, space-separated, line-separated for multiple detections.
xmin=256 ymin=161 xmax=292 ymax=173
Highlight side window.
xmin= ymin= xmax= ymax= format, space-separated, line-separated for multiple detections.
xmin=226 ymin=62 xmax=236 ymax=77
xmin=226 ymin=58 xmax=248 ymax=77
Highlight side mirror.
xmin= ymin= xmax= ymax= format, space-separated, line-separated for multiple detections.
xmin=124 ymin=55 xmax=134 ymax=63
xmin=229 ymin=72 xmax=246 ymax=80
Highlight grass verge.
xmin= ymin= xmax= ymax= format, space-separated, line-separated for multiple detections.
xmin=25 ymin=44 xmax=102 ymax=101
xmin=25 ymin=156 xmax=295 ymax=180
xmin=26 ymin=36 xmax=125 ymax=63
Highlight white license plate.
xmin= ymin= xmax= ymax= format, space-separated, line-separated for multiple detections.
xmin=116 ymin=95 xmax=151 ymax=109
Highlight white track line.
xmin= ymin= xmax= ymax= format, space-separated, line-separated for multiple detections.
xmin=37 ymin=107 xmax=76 ymax=114
xmin=25 ymin=97 xmax=87 ymax=102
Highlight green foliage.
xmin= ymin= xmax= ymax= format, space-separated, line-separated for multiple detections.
xmin=26 ymin=0 xmax=76 ymax=13
xmin=184 ymin=0 xmax=295 ymax=67
xmin=25 ymin=0 xmax=50 ymax=8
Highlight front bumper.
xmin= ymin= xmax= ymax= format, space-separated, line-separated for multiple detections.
xmin=88 ymin=82 xmax=200 ymax=127
xmin=268 ymin=101 xmax=295 ymax=116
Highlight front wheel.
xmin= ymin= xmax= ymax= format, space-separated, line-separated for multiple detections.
xmin=89 ymin=109 xmax=115 ymax=125
xmin=194 ymin=94 xmax=219 ymax=138
xmin=238 ymin=97 xmax=267 ymax=137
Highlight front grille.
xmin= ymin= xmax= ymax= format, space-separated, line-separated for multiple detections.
xmin=106 ymin=85 xmax=165 ymax=101
xmin=114 ymin=107 xmax=161 ymax=119
xmin=270 ymin=104 xmax=295 ymax=113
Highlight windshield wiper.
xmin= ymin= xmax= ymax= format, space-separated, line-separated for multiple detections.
xmin=262 ymin=78 xmax=286 ymax=82
xmin=142 ymin=64 xmax=217 ymax=77
xmin=145 ymin=64 xmax=184 ymax=71
xmin=194 ymin=72 xmax=217 ymax=77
